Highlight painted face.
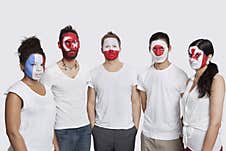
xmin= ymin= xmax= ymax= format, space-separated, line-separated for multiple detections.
xmin=150 ymin=40 xmax=169 ymax=63
xmin=188 ymin=46 xmax=209 ymax=70
xmin=25 ymin=54 xmax=44 ymax=80
xmin=102 ymin=38 xmax=120 ymax=61
xmin=61 ymin=32 xmax=80 ymax=60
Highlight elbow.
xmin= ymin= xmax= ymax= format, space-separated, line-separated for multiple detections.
xmin=6 ymin=129 xmax=20 ymax=139
xmin=210 ymin=121 xmax=221 ymax=130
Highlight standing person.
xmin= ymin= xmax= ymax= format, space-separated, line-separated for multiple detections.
xmin=182 ymin=39 xmax=225 ymax=151
xmin=41 ymin=25 xmax=91 ymax=151
xmin=87 ymin=31 xmax=141 ymax=151
xmin=5 ymin=36 xmax=57 ymax=151
xmin=138 ymin=32 xmax=188 ymax=151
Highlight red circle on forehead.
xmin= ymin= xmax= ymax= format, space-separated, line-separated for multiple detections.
xmin=62 ymin=32 xmax=78 ymax=40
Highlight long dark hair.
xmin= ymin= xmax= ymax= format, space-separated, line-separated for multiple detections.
xmin=188 ymin=39 xmax=218 ymax=98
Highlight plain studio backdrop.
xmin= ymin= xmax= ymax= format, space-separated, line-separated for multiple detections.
xmin=0 ymin=0 xmax=226 ymax=150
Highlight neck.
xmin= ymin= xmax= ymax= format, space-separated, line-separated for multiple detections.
xmin=62 ymin=58 xmax=77 ymax=66
xmin=195 ymin=65 xmax=208 ymax=79
xmin=154 ymin=60 xmax=171 ymax=70
xmin=22 ymin=76 xmax=39 ymax=85
xmin=104 ymin=58 xmax=120 ymax=65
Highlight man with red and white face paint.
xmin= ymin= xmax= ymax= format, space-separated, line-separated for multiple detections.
xmin=150 ymin=39 xmax=169 ymax=63
xmin=188 ymin=46 xmax=209 ymax=70
xmin=87 ymin=32 xmax=140 ymax=151
xmin=137 ymin=32 xmax=188 ymax=151
xmin=41 ymin=25 xmax=91 ymax=151
xmin=102 ymin=37 xmax=120 ymax=61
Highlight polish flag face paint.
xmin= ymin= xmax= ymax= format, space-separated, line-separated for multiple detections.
xmin=150 ymin=40 xmax=169 ymax=63
xmin=102 ymin=38 xmax=120 ymax=61
xmin=188 ymin=46 xmax=209 ymax=70
xmin=25 ymin=53 xmax=44 ymax=80
xmin=61 ymin=32 xmax=80 ymax=60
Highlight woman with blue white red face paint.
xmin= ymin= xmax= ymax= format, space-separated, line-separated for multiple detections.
xmin=40 ymin=25 xmax=91 ymax=151
xmin=5 ymin=36 xmax=57 ymax=151
xmin=137 ymin=32 xmax=188 ymax=151
xmin=181 ymin=39 xmax=225 ymax=151
xmin=87 ymin=32 xmax=141 ymax=151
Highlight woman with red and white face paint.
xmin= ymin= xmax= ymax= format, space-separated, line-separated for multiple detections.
xmin=5 ymin=36 xmax=57 ymax=151
xmin=87 ymin=32 xmax=140 ymax=151
xmin=181 ymin=39 xmax=225 ymax=151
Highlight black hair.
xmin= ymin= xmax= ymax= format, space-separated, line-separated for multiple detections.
xmin=18 ymin=36 xmax=45 ymax=65
xmin=189 ymin=39 xmax=218 ymax=98
xmin=149 ymin=32 xmax=170 ymax=48
xmin=59 ymin=25 xmax=79 ymax=42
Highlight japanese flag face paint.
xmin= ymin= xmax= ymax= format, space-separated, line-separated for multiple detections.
xmin=61 ymin=32 xmax=80 ymax=60
xmin=25 ymin=54 xmax=44 ymax=80
xmin=102 ymin=38 xmax=120 ymax=61
xmin=150 ymin=40 xmax=169 ymax=63
xmin=188 ymin=46 xmax=209 ymax=70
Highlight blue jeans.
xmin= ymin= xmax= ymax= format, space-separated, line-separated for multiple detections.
xmin=55 ymin=124 xmax=91 ymax=151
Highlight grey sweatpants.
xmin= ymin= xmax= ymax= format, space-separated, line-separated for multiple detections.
xmin=92 ymin=125 xmax=137 ymax=151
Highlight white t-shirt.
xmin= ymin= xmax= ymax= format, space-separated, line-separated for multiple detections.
xmin=87 ymin=64 xmax=138 ymax=129
xmin=181 ymin=78 xmax=222 ymax=151
xmin=40 ymin=63 xmax=89 ymax=129
xmin=137 ymin=64 xmax=188 ymax=140
xmin=7 ymin=81 xmax=56 ymax=151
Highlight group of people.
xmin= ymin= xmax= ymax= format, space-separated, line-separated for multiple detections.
xmin=5 ymin=25 xmax=225 ymax=151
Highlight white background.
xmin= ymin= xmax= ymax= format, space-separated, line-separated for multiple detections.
xmin=0 ymin=0 xmax=226 ymax=150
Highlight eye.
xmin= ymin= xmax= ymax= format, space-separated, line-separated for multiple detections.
xmin=195 ymin=53 xmax=201 ymax=58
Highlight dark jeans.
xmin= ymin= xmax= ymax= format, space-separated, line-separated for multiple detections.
xmin=55 ymin=124 xmax=91 ymax=151
xmin=92 ymin=125 xmax=137 ymax=151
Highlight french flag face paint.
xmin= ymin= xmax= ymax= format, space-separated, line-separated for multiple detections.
xmin=150 ymin=40 xmax=169 ymax=63
xmin=188 ymin=46 xmax=209 ymax=70
xmin=102 ymin=38 xmax=120 ymax=61
xmin=25 ymin=54 xmax=44 ymax=80
xmin=61 ymin=32 xmax=80 ymax=60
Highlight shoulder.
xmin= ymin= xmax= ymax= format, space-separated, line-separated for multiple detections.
xmin=213 ymin=74 xmax=225 ymax=86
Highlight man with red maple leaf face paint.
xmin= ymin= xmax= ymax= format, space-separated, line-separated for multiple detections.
xmin=87 ymin=31 xmax=141 ymax=151
xmin=41 ymin=25 xmax=91 ymax=151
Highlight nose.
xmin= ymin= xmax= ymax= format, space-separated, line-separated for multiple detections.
xmin=154 ymin=49 xmax=164 ymax=56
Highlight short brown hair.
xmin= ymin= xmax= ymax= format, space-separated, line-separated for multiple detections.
xmin=101 ymin=32 xmax=121 ymax=48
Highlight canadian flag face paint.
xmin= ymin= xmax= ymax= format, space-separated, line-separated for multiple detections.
xmin=102 ymin=38 xmax=120 ymax=61
xmin=188 ymin=46 xmax=209 ymax=70
xmin=61 ymin=32 xmax=80 ymax=60
xmin=25 ymin=53 xmax=44 ymax=80
xmin=150 ymin=40 xmax=169 ymax=63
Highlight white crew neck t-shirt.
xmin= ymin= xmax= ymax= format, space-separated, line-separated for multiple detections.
xmin=7 ymin=81 xmax=56 ymax=151
xmin=40 ymin=63 xmax=89 ymax=129
xmin=137 ymin=64 xmax=188 ymax=140
xmin=87 ymin=64 xmax=138 ymax=129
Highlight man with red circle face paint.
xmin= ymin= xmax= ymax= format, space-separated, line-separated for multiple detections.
xmin=41 ymin=25 xmax=91 ymax=151
xmin=137 ymin=32 xmax=188 ymax=151
xmin=87 ymin=32 xmax=141 ymax=151
xmin=181 ymin=39 xmax=225 ymax=151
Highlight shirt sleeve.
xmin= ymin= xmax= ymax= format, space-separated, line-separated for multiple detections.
xmin=137 ymin=73 xmax=146 ymax=92
xmin=178 ymin=70 xmax=189 ymax=94
xmin=86 ymin=70 xmax=94 ymax=88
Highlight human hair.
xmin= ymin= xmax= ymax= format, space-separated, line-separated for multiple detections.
xmin=59 ymin=25 xmax=79 ymax=42
xmin=18 ymin=36 xmax=45 ymax=65
xmin=101 ymin=31 xmax=121 ymax=48
xmin=149 ymin=32 xmax=170 ymax=48
xmin=188 ymin=39 xmax=218 ymax=98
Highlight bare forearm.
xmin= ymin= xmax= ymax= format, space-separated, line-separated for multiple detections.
xmin=132 ymin=101 xmax=141 ymax=129
xmin=53 ymin=132 xmax=59 ymax=151
xmin=87 ymin=103 xmax=95 ymax=128
xmin=7 ymin=132 xmax=27 ymax=151
xmin=202 ymin=124 xmax=221 ymax=151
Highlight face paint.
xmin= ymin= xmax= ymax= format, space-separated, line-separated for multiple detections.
xmin=102 ymin=38 xmax=120 ymax=61
xmin=25 ymin=54 xmax=44 ymax=80
xmin=61 ymin=32 xmax=80 ymax=60
xmin=150 ymin=40 xmax=169 ymax=63
xmin=188 ymin=46 xmax=209 ymax=70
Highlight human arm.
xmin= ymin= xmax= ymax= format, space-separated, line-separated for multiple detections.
xmin=202 ymin=75 xmax=225 ymax=151
xmin=53 ymin=132 xmax=59 ymax=151
xmin=87 ymin=87 xmax=96 ymax=128
xmin=139 ymin=90 xmax=147 ymax=112
xmin=132 ymin=86 xmax=141 ymax=129
xmin=5 ymin=93 xmax=28 ymax=151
